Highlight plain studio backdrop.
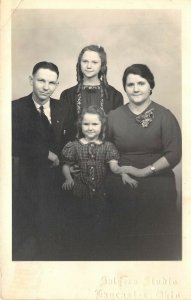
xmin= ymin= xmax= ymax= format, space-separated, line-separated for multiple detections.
xmin=11 ymin=9 xmax=181 ymax=200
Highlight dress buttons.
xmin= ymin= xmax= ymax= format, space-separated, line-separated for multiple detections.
xmin=92 ymin=189 xmax=95 ymax=192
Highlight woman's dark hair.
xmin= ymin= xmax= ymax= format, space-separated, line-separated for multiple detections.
xmin=32 ymin=61 xmax=59 ymax=78
xmin=77 ymin=105 xmax=107 ymax=141
xmin=122 ymin=64 xmax=155 ymax=94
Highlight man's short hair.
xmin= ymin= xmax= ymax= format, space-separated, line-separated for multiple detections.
xmin=32 ymin=61 xmax=59 ymax=78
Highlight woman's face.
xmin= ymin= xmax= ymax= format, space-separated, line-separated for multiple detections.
xmin=125 ymin=74 xmax=151 ymax=105
xmin=80 ymin=50 xmax=102 ymax=80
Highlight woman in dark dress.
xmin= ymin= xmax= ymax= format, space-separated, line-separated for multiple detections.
xmin=59 ymin=45 xmax=123 ymax=139
xmin=106 ymin=64 xmax=182 ymax=260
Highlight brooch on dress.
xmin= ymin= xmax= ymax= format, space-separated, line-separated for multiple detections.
xmin=135 ymin=108 xmax=155 ymax=128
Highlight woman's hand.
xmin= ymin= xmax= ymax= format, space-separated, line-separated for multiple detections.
xmin=120 ymin=165 xmax=145 ymax=177
xmin=62 ymin=178 xmax=74 ymax=190
xmin=121 ymin=173 xmax=139 ymax=188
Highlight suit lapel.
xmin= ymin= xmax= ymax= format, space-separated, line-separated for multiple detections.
xmin=26 ymin=94 xmax=41 ymax=120
xmin=26 ymin=94 xmax=47 ymax=138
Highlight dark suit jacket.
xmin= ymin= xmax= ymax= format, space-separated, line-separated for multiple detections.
xmin=12 ymin=94 xmax=71 ymax=257
xmin=12 ymin=93 xmax=73 ymax=164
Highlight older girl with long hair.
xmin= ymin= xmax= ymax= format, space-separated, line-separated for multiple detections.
xmin=60 ymin=45 xmax=123 ymax=140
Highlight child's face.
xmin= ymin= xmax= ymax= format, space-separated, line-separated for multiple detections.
xmin=82 ymin=113 xmax=102 ymax=141
xmin=80 ymin=50 xmax=101 ymax=80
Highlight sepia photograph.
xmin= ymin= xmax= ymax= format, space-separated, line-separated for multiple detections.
xmin=11 ymin=8 xmax=182 ymax=262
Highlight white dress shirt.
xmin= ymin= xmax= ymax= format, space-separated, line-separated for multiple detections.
xmin=33 ymin=99 xmax=52 ymax=124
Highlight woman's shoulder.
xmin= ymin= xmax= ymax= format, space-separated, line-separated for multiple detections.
xmin=151 ymin=101 xmax=181 ymax=128
xmin=152 ymin=101 xmax=168 ymax=111
xmin=152 ymin=101 xmax=175 ymax=116
xmin=108 ymin=104 xmax=127 ymax=116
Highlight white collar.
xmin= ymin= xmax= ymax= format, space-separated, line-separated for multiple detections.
xmin=32 ymin=98 xmax=50 ymax=109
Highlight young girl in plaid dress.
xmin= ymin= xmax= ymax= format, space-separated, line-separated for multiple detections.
xmin=61 ymin=106 xmax=137 ymax=258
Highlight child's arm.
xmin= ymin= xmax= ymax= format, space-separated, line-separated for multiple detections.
xmin=62 ymin=164 xmax=74 ymax=190
xmin=109 ymin=160 xmax=125 ymax=174
xmin=109 ymin=160 xmax=138 ymax=188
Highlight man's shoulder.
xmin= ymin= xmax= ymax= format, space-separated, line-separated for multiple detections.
xmin=12 ymin=94 xmax=32 ymax=106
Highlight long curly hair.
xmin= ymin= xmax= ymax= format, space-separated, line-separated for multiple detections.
xmin=76 ymin=105 xmax=107 ymax=141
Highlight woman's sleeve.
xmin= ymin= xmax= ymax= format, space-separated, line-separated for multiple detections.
xmin=105 ymin=142 xmax=120 ymax=162
xmin=61 ymin=141 xmax=76 ymax=165
xmin=161 ymin=109 xmax=182 ymax=168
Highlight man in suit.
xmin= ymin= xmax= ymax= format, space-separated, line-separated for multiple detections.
xmin=12 ymin=61 xmax=71 ymax=260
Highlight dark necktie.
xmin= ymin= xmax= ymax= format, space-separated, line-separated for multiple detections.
xmin=39 ymin=105 xmax=50 ymax=128
xmin=39 ymin=105 xmax=55 ymax=149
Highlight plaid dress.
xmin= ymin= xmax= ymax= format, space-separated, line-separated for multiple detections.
xmin=62 ymin=140 xmax=119 ymax=203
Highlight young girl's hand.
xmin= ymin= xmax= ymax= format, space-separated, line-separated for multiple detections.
xmin=70 ymin=164 xmax=80 ymax=175
xmin=62 ymin=178 xmax=74 ymax=190
xmin=121 ymin=174 xmax=138 ymax=189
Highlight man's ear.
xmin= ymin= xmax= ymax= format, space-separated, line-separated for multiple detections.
xmin=29 ymin=75 xmax=33 ymax=86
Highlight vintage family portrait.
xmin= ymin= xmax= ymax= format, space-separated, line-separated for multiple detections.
xmin=1 ymin=0 xmax=191 ymax=299
xmin=11 ymin=7 xmax=182 ymax=262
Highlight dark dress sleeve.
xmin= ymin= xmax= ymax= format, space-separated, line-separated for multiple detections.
xmin=103 ymin=86 xmax=123 ymax=114
xmin=59 ymin=86 xmax=78 ymax=143
xmin=113 ymin=89 xmax=124 ymax=109
xmin=161 ymin=109 xmax=182 ymax=168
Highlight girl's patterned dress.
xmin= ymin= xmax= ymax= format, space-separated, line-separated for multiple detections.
xmin=62 ymin=140 xmax=120 ymax=257
xmin=62 ymin=139 xmax=119 ymax=215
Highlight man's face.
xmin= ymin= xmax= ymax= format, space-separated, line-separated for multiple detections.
xmin=30 ymin=68 xmax=58 ymax=103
